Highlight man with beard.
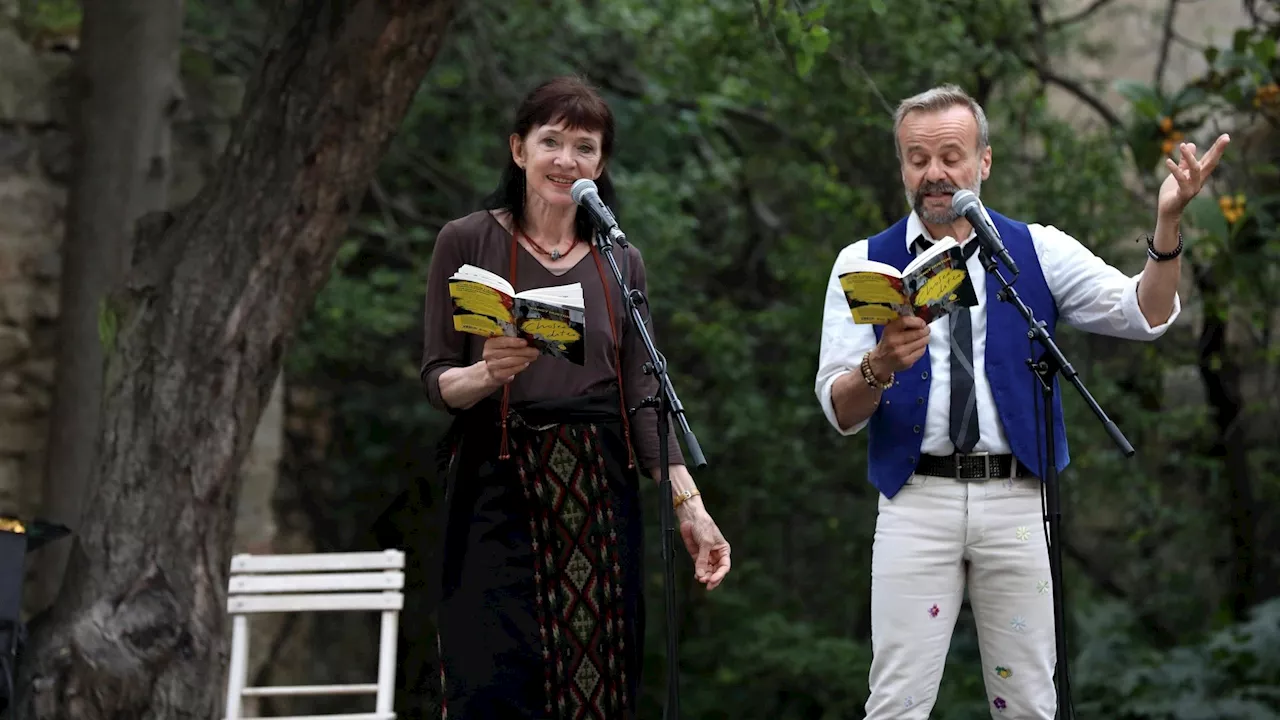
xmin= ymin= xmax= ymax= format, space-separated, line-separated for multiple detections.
xmin=814 ymin=84 xmax=1228 ymax=718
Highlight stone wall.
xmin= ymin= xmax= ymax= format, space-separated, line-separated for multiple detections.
xmin=0 ymin=6 xmax=284 ymax=578
xmin=0 ymin=19 xmax=70 ymax=519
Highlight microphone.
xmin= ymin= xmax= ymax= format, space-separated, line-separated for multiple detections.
xmin=571 ymin=178 xmax=625 ymax=244
xmin=952 ymin=189 xmax=1019 ymax=276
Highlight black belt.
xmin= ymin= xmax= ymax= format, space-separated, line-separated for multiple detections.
xmin=915 ymin=453 xmax=1036 ymax=481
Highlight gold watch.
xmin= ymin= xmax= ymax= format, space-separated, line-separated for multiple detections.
xmin=673 ymin=489 xmax=701 ymax=509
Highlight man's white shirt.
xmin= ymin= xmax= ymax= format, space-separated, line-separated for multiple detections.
xmin=814 ymin=211 xmax=1181 ymax=455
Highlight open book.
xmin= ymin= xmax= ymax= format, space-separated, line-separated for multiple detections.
xmin=837 ymin=237 xmax=979 ymax=325
xmin=448 ymin=264 xmax=587 ymax=365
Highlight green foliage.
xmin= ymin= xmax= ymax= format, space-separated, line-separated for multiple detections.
xmin=96 ymin=297 xmax=117 ymax=357
xmin=1073 ymin=599 xmax=1280 ymax=718
xmin=1114 ymin=21 xmax=1280 ymax=344
xmin=253 ymin=0 xmax=1280 ymax=716
xmin=286 ymin=232 xmax=430 ymax=380
xmin=1076 ymin=10 xmax=1280 ymax=715
xmin=18 ymin=0 xmax=78 ymax=35
xmin=182 ymin=0 xmax=267 ymax=77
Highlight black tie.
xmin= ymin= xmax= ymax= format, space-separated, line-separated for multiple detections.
xmin=910 ymin=235 xmax=982 ymax=453
xmin=949 ymin=240 xmax=982 ymax=453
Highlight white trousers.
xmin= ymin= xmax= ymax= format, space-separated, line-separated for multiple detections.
xmin=864 ymin=474 xmax=1056 ymax=719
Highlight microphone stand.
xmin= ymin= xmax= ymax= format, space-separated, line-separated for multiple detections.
xmin=976 ymin=249 xmax=1134 ymax=720
xmin=592 ymin=227 xmax=707 ymax=720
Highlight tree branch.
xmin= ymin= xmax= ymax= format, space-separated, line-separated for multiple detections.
xmin=717 ymin=106 xmax=833 ymax=166
xmin=1243 ymin=0 xmax=1260 ymax=25
xmin=1046 ymin=0 xmax=1118 ymax=31
xmin=368 ymin=179 xmax=400 ymax=233
xmin=1169 ymin=27 xmax=1210 ymax=52
xmin=1154 ymin=0 xmax=1180 ymax=91
xmin=828 ymin=47 xmax=895 ymax=118
xmin=751 ymin=0 xmax=799 ymax=76
xmin=1024 ymin=60 xmax=1125 ymax=129
xmin=1028 ymin=0 xmax=1053 ymax=68
xmin=582 ymin=69 xmax=849 ymax=178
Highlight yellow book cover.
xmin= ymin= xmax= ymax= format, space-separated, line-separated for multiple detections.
xmin=837 ymin=237 xmax=979 ymax=325
xmin=447 ymin=264 xmax=586 ymax=365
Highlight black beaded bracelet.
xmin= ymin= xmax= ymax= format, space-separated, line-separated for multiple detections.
xmin=1145 ymin=231 xmax=1183 ymax=262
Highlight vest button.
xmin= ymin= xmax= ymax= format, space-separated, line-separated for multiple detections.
xmin=921 ymin=371 xmax=930 ymax=380
xmin=917 ymin=396 xmax=924 ymax=405
xmin=913 ymin=425 xmax=921 ymax=433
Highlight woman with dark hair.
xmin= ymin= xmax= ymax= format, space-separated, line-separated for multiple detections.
xmin=419 ymin=75 xmax=732 ymax=719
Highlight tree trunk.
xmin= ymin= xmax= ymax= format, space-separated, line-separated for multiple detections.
xmin=15 ymin=1 xmax=457 ymax=717
xmin=1194 ymin=261 xmax=1256 ymax=622
xmin=31 ymin=0 xmax=184 ymax=616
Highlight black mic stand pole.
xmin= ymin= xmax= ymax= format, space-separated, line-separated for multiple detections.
xmin=592 ymin=227 xmax=706 ymax=720
xmin=976 ymin=249 xmax=1134 ymax=720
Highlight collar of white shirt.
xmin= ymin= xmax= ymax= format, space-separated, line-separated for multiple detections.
xmin=905 ymin=210 xmax=978 ymax=255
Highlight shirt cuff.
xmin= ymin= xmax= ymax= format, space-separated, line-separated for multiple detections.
xmin=1123 ymin=272 xmax=1181 ymax=337
xmin=819 ymin=370 xmax=868 ymax=437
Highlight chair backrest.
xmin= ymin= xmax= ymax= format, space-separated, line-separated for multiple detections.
xmin=223 ymin=549 xmax=405 ymax=720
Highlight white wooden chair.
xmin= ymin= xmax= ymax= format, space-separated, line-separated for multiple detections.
xmin=223 ymin=549 xmax=405 ymax=720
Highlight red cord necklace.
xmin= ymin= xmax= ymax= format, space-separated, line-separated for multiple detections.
xmin=517 ymin=228 xmax=578 ymax=261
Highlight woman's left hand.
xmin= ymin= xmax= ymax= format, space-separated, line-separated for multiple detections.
xmin=675 ymin=497 xmax=731 ymax=590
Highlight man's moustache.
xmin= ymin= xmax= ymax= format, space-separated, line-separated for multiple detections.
xmin=916 ymin=183 xmax=960 ymax=197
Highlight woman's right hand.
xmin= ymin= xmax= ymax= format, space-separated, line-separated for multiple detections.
xmin=482 ymin=336 xmax=540 ymax=386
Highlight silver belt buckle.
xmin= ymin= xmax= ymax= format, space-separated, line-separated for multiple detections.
xmin=955 ymin=451 xmax=991 ymax=482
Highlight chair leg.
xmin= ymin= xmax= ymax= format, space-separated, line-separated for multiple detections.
xmin=375 ymin=609 xmax=400 ymax=715
xmin=225 ymin=615 xmax=250 ymax=720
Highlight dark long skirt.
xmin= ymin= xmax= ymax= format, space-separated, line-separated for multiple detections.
xmin=435 ymin=392 xmax=645 ymax=720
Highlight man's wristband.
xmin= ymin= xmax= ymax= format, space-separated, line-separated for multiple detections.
xmin=860 ymin=352 xmax=894 ymax=390
xmin=1146 ymin=231 xmax=1183 ymax=262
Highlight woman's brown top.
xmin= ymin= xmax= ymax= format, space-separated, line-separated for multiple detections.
xmin=420 ymin=210 xmax=684 ymax=472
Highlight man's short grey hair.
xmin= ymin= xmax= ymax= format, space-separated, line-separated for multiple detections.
xmin=892 ymin=84 xmax=990 ymax=159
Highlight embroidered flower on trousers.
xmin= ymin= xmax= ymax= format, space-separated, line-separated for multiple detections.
xmin=1010 ymin=616 xmax=1027 ymax=632
xmin=1015 ymin=526 xmax=1030 ymax=541
xmin=1037 ymin=580 xmax=1051 ymax=595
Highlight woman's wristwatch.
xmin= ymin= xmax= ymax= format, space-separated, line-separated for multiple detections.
xmin=673 ymin=489 xmax=701 ymax=509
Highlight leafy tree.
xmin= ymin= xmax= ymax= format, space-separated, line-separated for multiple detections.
xmin=281 ymin=1 xmax=1212 ymax=717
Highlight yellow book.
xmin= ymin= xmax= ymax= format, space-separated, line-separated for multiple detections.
xmin=447 ymin=264 xmax=587 ymax=365
xmin=837 ymin=237 xmax=979 ymax=325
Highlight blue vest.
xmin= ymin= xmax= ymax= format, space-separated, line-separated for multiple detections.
xmin=865 ymin=210 xmax=1069 ymax=498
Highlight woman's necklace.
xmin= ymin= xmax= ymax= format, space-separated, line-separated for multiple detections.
xmin=518 ymin=228 xmax=578 ymax=261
